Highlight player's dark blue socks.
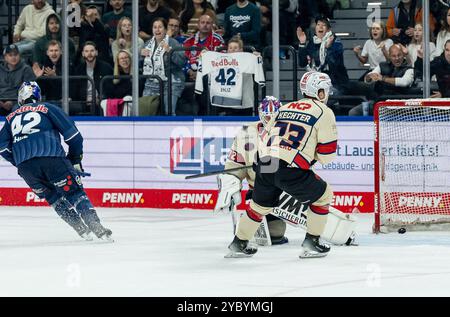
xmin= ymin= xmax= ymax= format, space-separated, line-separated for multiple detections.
xmin=51 ymin=197 xmax=90 ymax=236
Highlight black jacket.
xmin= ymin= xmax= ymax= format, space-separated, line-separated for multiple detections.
xmin=415 ymin=55 xmax=450 ymax=97
xmin=72 ymin=59 xmax=113 ymax=103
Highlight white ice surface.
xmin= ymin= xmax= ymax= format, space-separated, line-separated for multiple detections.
xmin=1 ymin=207 xmax=450 ymax=297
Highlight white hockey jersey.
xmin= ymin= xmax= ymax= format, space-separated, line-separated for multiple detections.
xmin=259 ymin=98 xmax=338 ymax=169
xmin=195 ymin=51 xmax=265 ymax=108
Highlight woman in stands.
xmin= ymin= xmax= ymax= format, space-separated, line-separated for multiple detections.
xmin=407 ymin=23 xmax=436 ymax=64
xmin=353 ymin=21 xmax=393 ymax=72
xmin=433 ymin=7 xmax=450 ymax=59
xmin=101 ymin=49 xmax=133 ymax=116
xmin=297 ymin=16 xmax=350 ymax=95
xmin=180 ymin=0 xmax=217 ymax=36
xmin=111 ymin=17 xmax=145 ymax=60
xmin=141 ymin=17 xmax=186 ymax=115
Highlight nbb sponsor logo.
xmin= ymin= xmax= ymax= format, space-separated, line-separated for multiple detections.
xmin=103 ymin=192 xmax=144 ymax=204
xmin=170 ymin=137 xmax=233 ymax=175
xmin=398 ymin=196 xmax=443 ymax=208
xmin=172 ymin=193 xmax=213 ymax=205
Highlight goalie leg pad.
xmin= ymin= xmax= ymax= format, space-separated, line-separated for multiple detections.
xmin=214 ymin=174 xmax=242 ymax=213
xmin=321 ymin=206 xmax=357 ymax=245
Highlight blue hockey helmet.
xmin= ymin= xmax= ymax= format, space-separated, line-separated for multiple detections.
xmin=258 ymin=96 xmax=282 ymax=127
xmin=18 ymin=81 xmax=41 ymax=106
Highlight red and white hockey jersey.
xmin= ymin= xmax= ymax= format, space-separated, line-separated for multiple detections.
xmin=194 ymin=51 xmax=265 ymax=108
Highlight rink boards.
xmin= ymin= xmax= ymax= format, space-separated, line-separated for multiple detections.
xmin=0 ymin=117 xmax=375 ymax=212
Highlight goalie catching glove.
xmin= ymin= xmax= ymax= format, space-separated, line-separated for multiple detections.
xmin=214 ymin=174 xmax=242 ymax=213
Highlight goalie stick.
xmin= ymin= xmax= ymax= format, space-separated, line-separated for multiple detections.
xmin=185 ymin=165 xmax=252 ymax=180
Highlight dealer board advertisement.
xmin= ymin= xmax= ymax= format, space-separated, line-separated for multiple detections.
xmin=0 ymin=118 xmax=374 ymax=212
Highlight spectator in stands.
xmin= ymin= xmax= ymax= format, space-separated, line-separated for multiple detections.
xmin=106 ymin=49 xmax=132 ymax=99
xmin=349 ymin=44 xmax=415 ymax=116
xmin=297 ymin=16 xmax=349 ymax=94
xmin=32 ymin=40 xmax=70 ymax=105
xmin=180 ymin=0 xmax=217 ymax=36
xmin=141 ymin=18 xmax=185 ymax=115
xmin=139 ymin=0 xmax=173 ymax=42
xmin=102 ymin=0 xmax=132 ymax=44
xmin=210 ymin=35 xmax=255 ymax=116
xmin=181 ymin=14 xmax=224 ymax=115
xmin=430 ymin=0 xmax=450 ymax=33
xmin=79 ymin=5 xmax=111 ymax=64
xmin=184 ymin=15 xmax=224 ymax=82
xmin=32 ymin=14 xmax=76 ymax=69
xmin=0 ymin=44 xmax=35 ymax=116
xmin=223 ymin=0 xmax=261 ymax=48
xmin=353 ymin=22 xmax=393 ymax=72
xmin=407 ymin=23 xmax=436 ymax=65
xmin=167 ymin=16 xmax=188 ymax=44
xmin=111 ymin=17 xmax=145 ymax=60
xmin=13 ymin=0 xmax=55 ymax=54
xmin=432 ymin=7 xmax=450 ymax=59
xmin=101 ymin=49 xmax=133 ymax=116
xmin=386 ymin=0 xmax=436 ymax=46
xmin=415 ymin=39 xmax=450 ymax=98
xmin=364 ymin=44 xmax=414 ymax=94
xmin=72 ymin=41 xmax=113 ymax=115
xmin=67 ymin=0 xmax=87 ymax=51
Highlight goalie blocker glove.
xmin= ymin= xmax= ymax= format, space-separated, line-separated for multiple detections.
xmin=214 ymin=173 xmax=242 ymax=213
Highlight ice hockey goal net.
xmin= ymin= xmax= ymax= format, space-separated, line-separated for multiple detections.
xmin=374 ymin=99 xmax=450 ymax=233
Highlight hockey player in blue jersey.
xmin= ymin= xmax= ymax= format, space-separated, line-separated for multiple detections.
xmin=0 ymin=81 xmax=112 ymax=241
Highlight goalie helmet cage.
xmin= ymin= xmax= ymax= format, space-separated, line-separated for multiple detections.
xmin=374 ymin=99 xmax=450 ymax=233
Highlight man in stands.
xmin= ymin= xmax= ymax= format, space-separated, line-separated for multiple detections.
xmin=32 ymin=13 xmax=76 ymax=69
xmin=13 ymin=0 xmax=55 ymax=54
xmin=0 ymin=44 xmax=35 ymax=116
xmin=167 ymin=16 xmax=187 ymax=44
xmin=386 ymin=0 xmax=436 ymax=45
xmin=184 ymin=15 xmax=224 ymax=82
xmin=178 ymin=15 xmax=224 ymax=115
xmin=349 ymin=44 xmax=415 ymax=115
xmin=223 ymin=0 xmax=261 ymax=49
xmin=33 ymin=40 xmax=69 ymax=105
xmin=102 ymin=0 xmax=132 ymax=43
xmin=139 ymin=0 xmax=173 ymax=41
xmin=72 ymin=41 xmax=113 ymax=115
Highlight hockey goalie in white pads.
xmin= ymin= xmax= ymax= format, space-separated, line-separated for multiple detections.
xmin=214 ymin=96 xmax=357 ymax=248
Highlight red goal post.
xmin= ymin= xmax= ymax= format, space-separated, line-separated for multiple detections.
xmin=374 ymin=99 xmax=450 ymax=233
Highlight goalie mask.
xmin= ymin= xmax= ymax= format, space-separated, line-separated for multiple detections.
xmin=18 ymin=81 xmax=42 ymax=106
xmin=258 ymin=96 xmax=282 ymax=127
xmin=299 ymin=71 xmax=332 ymax=103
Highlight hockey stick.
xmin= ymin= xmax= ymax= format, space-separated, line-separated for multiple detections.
xmin=79 ymin=171 xmax=91 ymax=177
xmin=185 ymin=165 xmax=252 ymax=180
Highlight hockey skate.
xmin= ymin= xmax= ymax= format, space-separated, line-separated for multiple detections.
xmin=84 ymin=220 xmax=113 ymax=242
xmin=79 ymin=208 xmax=114 ymax=242
xmin=299 ymin=233 xmax=330 ymax=259
xmin=73 ymin=223 xmax=94 ymax=241
xmin=225 ymin=236 xmax=258 ymax=258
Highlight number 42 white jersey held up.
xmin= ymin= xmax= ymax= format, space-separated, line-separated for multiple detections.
xmin=195 ymin=51 xmax=265 ymax=108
